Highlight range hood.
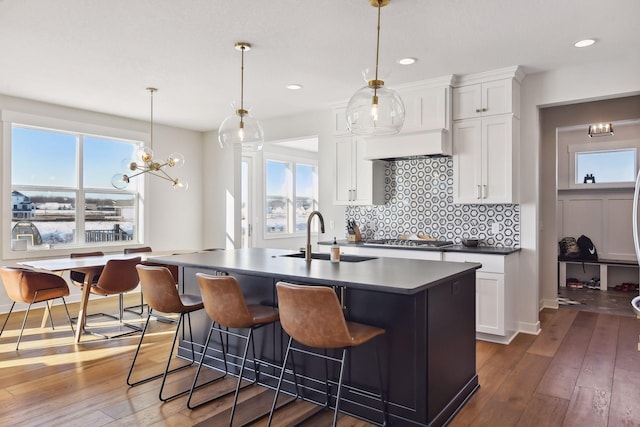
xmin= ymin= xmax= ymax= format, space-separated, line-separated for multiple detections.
xmin=363 ymin=129 xmax=452 ymax=161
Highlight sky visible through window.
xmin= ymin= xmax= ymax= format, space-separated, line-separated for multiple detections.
xmin=576 ymin=149 xmax=636 ymax=184
xmin=12 ymin=126 xmax=137 ymax=194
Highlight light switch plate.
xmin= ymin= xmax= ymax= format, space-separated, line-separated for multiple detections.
xmin=491 ymin=222 xmax=500 ymax=235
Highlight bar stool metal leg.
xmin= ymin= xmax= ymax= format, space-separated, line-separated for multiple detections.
xmin=127 ymin=309 xmax=199 ymax=402
xmin=186 ymin=321 xmax=231 ymax=410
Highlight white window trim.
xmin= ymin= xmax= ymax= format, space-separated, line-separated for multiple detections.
xmin=262 ymin=146 xmax=319 ymax=240
xmin=2 ymin=110 xmax=149 ymax=260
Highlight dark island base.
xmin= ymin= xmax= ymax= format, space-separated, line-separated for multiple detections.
xmin=158 ymin=249 xmax=480 ymax=426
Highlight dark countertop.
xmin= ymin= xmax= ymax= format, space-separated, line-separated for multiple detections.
xmin=319 ymin=240 xmax=521 ymax=255
xmin=152 ymin=248 xmax=481 ymax=295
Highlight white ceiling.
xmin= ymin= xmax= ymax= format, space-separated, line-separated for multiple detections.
xmin=1 ymin=0 xmax=638 ymax=132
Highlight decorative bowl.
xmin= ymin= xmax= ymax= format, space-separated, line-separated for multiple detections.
xmin=462 ymin=239 xmax=480 ymax=247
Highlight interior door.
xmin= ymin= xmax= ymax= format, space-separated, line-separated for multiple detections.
xmin=241 ymin=156 xmax=253 ymax=248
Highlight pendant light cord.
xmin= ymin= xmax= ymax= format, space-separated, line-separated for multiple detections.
xmin=148 ymin=88 xmax=155 ymax=147
xmin=374 ymin=0 xmax=381 ymax=83
xmin=240 ymin=45 xmax=245 ymax=119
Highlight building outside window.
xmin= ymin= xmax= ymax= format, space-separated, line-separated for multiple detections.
xmin=9 ymin=123 xmax=141 ymax=251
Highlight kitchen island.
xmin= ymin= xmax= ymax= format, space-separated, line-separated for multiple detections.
xmin=153 ymin=248 xmax=481 ymax=426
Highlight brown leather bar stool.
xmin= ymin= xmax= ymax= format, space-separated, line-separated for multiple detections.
xmin=0 ymin=267 xmax=75 ymax=350
xmin=123 ymin=246 xmax=152 ymax=315
xmin=268 ymin=282 xmax=387 ymax=427
xmin=187 ymin=273 xmax=279 ymax=426
xmin=127 ymin=265 xmax=204 ymax=401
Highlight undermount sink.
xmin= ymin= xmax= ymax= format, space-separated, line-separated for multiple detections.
xmin=281 ymin=252 xmax=377 ymax=263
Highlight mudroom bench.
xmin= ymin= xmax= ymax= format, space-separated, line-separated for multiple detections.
xmin=558 ymin=258 xmax=639 ymax=291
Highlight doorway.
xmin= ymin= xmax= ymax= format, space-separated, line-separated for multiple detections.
xmin=241 ymin=156 xmax=253 ymax=248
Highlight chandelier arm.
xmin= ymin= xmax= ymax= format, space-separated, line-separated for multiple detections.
xmin=148 ymin=170 xmax=176 ymax=183
xmin=154 ymin=165 xmax=178 ymax=182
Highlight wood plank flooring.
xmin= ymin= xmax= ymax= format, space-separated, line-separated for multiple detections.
xmin=1 ymin=295 xmax=639 ymax=426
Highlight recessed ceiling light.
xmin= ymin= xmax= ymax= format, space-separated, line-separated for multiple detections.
xmin=397 ymin=57 xmax=417 ymax=65
xmin=286 ymin=84 xmax=303 ymax=90
xmin=574 ymin=39 xmax=596 ymax=48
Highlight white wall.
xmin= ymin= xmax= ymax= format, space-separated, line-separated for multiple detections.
xmin=521 ymin=58 xmax=640 ymax=323
xmin=0 ymin=93 xmax=204 ymax=311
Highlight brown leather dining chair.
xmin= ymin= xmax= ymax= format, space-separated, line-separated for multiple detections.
xmin=69 ymin=251 xmax=104 ymax=288
xmin=80 ymin=256 xmax=143 ymax=338
xmin=127 ymin=264 xmax=204 ymax=401
xmin=0 ymin=267 xmax=75 ymax=350
xmin=268 ymin=282 xmax=387 ymax=427
xmin=123 ymin=246 xmax=152 ymax=315
xmin=187 ymin=273 xmax=279 ymax=426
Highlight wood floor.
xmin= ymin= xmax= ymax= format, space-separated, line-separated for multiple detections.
xmin=1 ymin=294 xmax=639 ymax=426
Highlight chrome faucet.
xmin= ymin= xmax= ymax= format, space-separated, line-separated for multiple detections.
xmin=306 ymin=211 xmax=325 ymax=262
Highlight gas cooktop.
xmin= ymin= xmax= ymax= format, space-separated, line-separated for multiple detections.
xmin=363 ymin=239 xmax=454 ymax=248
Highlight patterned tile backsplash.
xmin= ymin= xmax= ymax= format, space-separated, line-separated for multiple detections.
xmin=345 ymin=158 xmax=520 ymax=247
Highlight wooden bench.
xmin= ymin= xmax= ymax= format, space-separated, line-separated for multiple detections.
xmin=558 ymin=258 xmax=639 ymax=291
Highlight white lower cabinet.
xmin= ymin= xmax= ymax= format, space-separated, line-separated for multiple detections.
xmin=443 ymin=251 xmax=518 ymax=344
xmin=475 ymin=272 xmax=505 ymax=335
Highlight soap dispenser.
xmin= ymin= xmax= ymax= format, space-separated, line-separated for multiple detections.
xmin=330 ymin=237 xmax=340 ymax=263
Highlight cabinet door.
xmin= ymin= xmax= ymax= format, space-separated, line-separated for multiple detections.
xmin=401 ymin=86 xmax=450 ymax=132
xmin=335 ymin=136 xmax=354 ymax=204
xmin=453 ymin=120 xmax=483 ymax=203
xmin=452 ymin=84 xmax=482 ymax=121
xmin=333 ymin=106 xmax=349 ymax=135
xmin=476 ymin=272 xmax=505 ymax=335
xmin=352 ymin=137 xmax=373 ymax=204
xmin=482 ymin=79 xmax=512 ymax=117
xmin=482 ymin=116 xmax=513 ymax=203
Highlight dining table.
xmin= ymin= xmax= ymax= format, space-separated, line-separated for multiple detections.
xmin=18 ymin=252 xmax=154 ymax=343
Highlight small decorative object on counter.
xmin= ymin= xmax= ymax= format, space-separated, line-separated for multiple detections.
xmin=347 ymin=219 xmax=363 ymax=242
xmin=331 ymin=237 xmax=340 ymax=263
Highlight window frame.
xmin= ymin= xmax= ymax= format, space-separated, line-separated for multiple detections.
xmin=2 ymin=110 xmax=149 ymax=259
xmin=262 ymin=151 xmax=318 ymax=240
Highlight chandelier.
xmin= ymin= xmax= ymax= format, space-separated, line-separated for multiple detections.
xmin=218 ymin=42 xmax=265 ymax=152
xmin=346 ymin=0 xmax=405 ymax=136
xmin=111 ymin=88 xmax=188 ymax=191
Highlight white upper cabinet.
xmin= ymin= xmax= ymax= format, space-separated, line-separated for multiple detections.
xmin=334 ymin=135 xmax=385 ymax=205
xmin=397 ymin=81 xmax=451 ymax=134
xmin=453 ymin=115 xmax=520 ymax=204
xmin=452 ymin=67 xmax=523 ymax=121
xmin=333 ymin=106 xmax=350 ymax=136
xmin=452 ymin=66 xmax=523 ymax=204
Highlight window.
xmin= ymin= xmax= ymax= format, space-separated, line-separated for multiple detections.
xmin=575 ymin=149 xmax=636 ymax=184
xmin=265 ymin=158 xmax=318 ymax=236
xmin=568 ymin=139 xmax=639 ymax=189
xmin=9 ymin=123 xmax=142 ymax=252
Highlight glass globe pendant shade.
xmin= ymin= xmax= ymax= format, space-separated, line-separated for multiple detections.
xmin=172 ymin=178 xmax=189 ymax=191
xmin=111 ymin=173 xmax=130 ymax=190
xmin=346 ymin=83 xmax=405 ymax=135
xmin=218 ymin=110 xmax=264 ymax=152
xmin=167 ymin=152 xmax=185 ymax=168
xmin=136 ymin=146 xmax=154 ymax=164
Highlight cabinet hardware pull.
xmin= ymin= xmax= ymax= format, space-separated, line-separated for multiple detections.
xmin=476 ymin=185 xmax=481 ymax=199
xmin=340 ymin=286 xmax=347 ymax=310
xmin=482 ymin=108 xmax=488 ymax=112
xmin=475 ymin=108 xmax=481 ymax=113
xmin=482 ymin=184 xmax=487 ymax=198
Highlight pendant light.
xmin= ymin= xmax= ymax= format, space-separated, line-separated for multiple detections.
xmin=346 ymin=0 xmax=405 ymax=136
xmin=111 ymin=88 xmax=188 ymax=191
xmin=218 ymin=42 xmax=264 ymax=151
